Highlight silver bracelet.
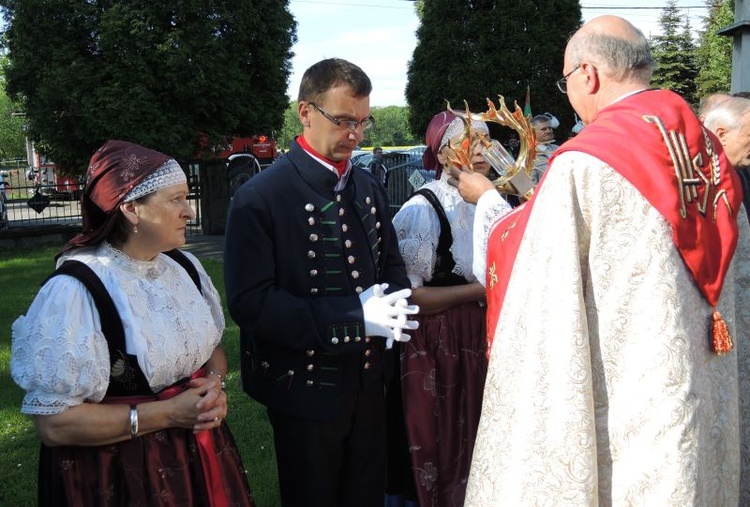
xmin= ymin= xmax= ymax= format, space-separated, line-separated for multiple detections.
xmin=129 ymin=405 xmax=139 ymax=439
xmin=207 ymin=369 xmax=226 ymax=390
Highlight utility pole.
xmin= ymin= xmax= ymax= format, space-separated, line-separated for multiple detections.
xmin=11 ymin=111 xmax=36 ymax=178
xmin=718 ymin=0 xmax=750 ymax=92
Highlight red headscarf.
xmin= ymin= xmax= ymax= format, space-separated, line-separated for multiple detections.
xmin=423 ymin=110 xmax=457 ymax=179
xmin=63 ymin=140 xmax=171 ymax=252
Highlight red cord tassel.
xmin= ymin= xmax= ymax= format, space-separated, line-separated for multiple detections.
xmin=711 ymin=311 xmax=733 ymax=355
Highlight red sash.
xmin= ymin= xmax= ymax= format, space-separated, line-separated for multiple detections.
xmin=102 ymin=367 xmax=230 ymax=507
xmin=485 ymin=89 xmax=741 ymax=353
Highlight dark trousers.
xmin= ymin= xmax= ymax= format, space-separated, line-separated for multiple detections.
xmin=385 ymin=346 xmax=417 ymax=500
xmin=267 ymin=386 xmax=386 ymax=507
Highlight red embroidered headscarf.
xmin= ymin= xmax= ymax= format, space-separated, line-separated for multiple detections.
xmin=423 ymin=111 xmax=457 ymax=179
xmin=423 ymin=110 xmax=490 ymax=179
xmin=63 ymin=140 xmax=172 ymax=252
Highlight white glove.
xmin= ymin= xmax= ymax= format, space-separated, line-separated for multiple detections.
xmin=359 ymin=283 xmax=419 ymax=348
xmin=386 ymin=296 xmax=420 ymax=349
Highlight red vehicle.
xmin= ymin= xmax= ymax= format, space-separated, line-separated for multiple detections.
xmin=249 ymin=135 xmax=276 ymax=165
xmin=29 ymin=159 xmax=83 ymax=201
xmin=195 ymin=134 xmax=278 ymax=196
xmin=207 ymin=135 xmax=277 ymax=165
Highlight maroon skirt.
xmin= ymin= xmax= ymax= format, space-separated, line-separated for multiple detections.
xmin=400 ymin=301 xmax=487 ymax=507
xmin=38 ymin=421 xmax=253 ymax=506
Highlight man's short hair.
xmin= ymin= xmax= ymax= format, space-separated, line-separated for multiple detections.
xmin=568 ymin=29 xmax=653 ymax=83
xmin=298 ymin=58 xmax=372 ymax=103
xmin=703 ymin=96 xmax=750 ymax=132
xmin=531 ymin=115 xmax=551 ymax=127
xmin=699 ymin=93 xmax=731 ymax=119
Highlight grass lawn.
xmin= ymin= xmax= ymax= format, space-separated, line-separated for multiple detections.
xmin=0 ymin=246 xmax=280 ymax=506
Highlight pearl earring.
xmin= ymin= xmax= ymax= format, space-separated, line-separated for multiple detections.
xmin=133 ymin=225 xmax=139 ymax=234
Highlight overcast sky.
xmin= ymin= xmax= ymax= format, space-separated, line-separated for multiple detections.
xmin=286 ymin=0 xmax=712 ymax=107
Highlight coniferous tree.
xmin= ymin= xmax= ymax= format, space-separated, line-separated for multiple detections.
xmin=0 ymin=0 xmax=297 ymax=172
xmin=406 ymin=0 xmax=582 ymax=140
xmin=696 ymin=0 xmax=734 ymax=96
xmin=650 ymin=0 xmax=699 ymax=105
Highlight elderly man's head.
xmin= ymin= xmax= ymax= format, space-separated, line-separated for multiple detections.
xmin=698 ymin=93 xmax=731 ymax=122
xmin=531 ymin=115 xmax=555 ymax=144
xmin=562 ymin=16 xmax=653 ymax=123
xmin=703 ymin=96 xmax=750 ymax=169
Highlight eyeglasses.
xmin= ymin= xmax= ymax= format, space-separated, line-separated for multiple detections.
xmin=556 ymin=65 xmax=581 ymax=94
xmin=310 ymin=103 xmax=374 ymax=132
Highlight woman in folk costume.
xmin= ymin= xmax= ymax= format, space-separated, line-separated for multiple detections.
xmin=390 ymin=112 xmax=512 ymax=506
xmin=11 ymin=140 xmax=253 ymax=506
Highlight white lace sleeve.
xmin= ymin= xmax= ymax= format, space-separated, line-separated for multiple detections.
xmin=182 ymin=251 xmax=226 ymax=336
xmin=11 ymin=275 xmax=111 ymax=415
xmin=392 ymin=193 xmax=442 ymax=288
xmin=472 ymin=190 xmax=513 ymax=285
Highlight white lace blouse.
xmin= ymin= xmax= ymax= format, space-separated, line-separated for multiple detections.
xmin=11 ymin=243 xmax=225 ymax=415
xmin=392 ymin=174 xmax=512 ymax=289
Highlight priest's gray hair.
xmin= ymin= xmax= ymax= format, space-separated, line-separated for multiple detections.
xmin=568 ymin=30 xmax=653 ymax=83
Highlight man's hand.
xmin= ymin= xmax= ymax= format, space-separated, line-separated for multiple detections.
xmin=386 ymin=296 xmax=420 ymax=349
xmin=447 ymin=164 xmax=496 ymax=204
xmin=359 ymin=283 xmax=419 ymax=347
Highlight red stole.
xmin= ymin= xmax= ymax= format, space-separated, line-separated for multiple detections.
xmin=485 ymin=89 xmax=741 ymax=354
xmin=484 ymin=192 xmax=537 ymax=354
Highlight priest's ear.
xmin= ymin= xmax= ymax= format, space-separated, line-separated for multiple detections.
xmin=580 ymin=62 xmax=600 ymax=94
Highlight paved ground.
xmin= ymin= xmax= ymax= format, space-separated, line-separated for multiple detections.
xmin=182 ymin=234 xmax=225 ymax=262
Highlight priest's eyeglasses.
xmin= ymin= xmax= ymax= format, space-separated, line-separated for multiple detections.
xmin=310 ymin=103 xmax=375 ymax=132
xmin=556 ymin=65 xmax=581 ymax=94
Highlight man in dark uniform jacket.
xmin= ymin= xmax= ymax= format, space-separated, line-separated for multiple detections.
xmin=369 ymin=146 xmax=387 ymax=185
xmin=225 ymin=58 xmax=418 ymax=507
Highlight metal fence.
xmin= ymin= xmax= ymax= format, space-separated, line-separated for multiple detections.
xmin=381 ymin=151 xmax=435 ymax=213
xmin=1 ymin=165 xmax=202 ymax=235
xmin=0 ymin=155 xmax=430 ymax=234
